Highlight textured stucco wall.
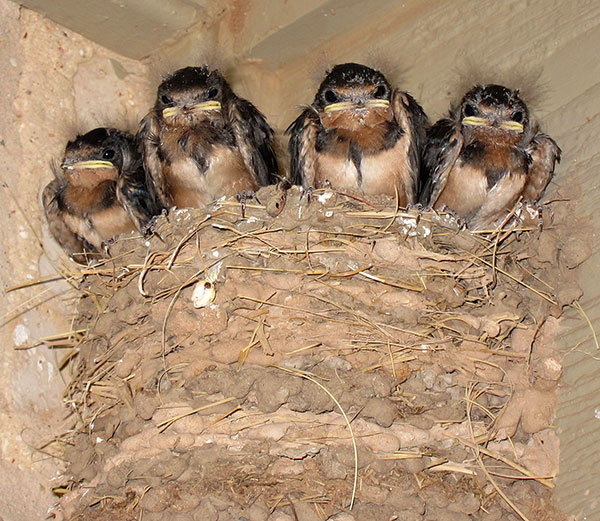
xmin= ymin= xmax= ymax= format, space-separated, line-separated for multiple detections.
xmin=0 ymin=3 xmax=153 ymax=519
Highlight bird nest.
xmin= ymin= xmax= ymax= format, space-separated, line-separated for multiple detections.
xmin=49 ymin=185 xmax=585 ymax=521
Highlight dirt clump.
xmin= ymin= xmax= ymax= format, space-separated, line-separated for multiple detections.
xmin=50 ymin=185 xmax=587 ymax=521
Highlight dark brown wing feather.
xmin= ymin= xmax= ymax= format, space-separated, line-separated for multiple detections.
xmin=391 ymin=89 xmax=428 ymax=201
xmin=138 ymin=111 xmax=172 ymax=207
xmin=286 ymin=108 xmax=320 ymax=188
xmin=419 ymin=118 xmax=464 ymax=208
xmin=227 ymin=96 xmax=279 ymax=186
xmin=522 ymin=131 xmax=561 ymax=202
xmin=116 ymin=162 xmax=164 ymax=233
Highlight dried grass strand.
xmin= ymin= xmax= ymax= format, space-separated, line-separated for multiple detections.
xmin=273 ymin=365 xmax=358 ymax=510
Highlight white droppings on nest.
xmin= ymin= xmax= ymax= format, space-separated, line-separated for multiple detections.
xmin=317 ymin=190 xmax=334 ymax=203
xmin=173 ymin=208 xmax=194 ymax=223
xmin=402 ymin=225 xmax=422 ymax=237
xmin=396 ymin=215 xmax=425 ymax=238
xmin=401 ymin=225 xmax=417 ymax=237
xmin=246 ymin=216 xmax=258 ymax=224
xmin=544 ymin=357 xmax=562 ymax=373
xmin=526 ymin=204 xmax=540 ymax=219
xmin=213 ymin=196 xmax=227 ymax=209
xmin=13 ymin=324 xmax=29 ymax=346
xmin=45 ymin=359 xmax=55 ymax=379
xmin=325 ymin=210 xmax=334 ymax=217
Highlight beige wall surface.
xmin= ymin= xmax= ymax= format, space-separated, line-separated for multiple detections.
xmin=0 ymin=2 xmax=154 ymax=519
xmin=2 ymin=0 xmax=599 ymax=519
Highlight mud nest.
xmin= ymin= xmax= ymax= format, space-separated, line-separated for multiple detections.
xmin=50 ymin=185 xmax=588 ymax=521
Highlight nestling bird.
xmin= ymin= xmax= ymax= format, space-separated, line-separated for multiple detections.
xmin=420 ymin=84 xmax=561 ymax=229
xmin=286 ymin=63 xmax=428 ymax=206
xmin=138 ymin=66 xmax=279 ymax=209
xmin=43 ymin=128 xmax=163 ymax=263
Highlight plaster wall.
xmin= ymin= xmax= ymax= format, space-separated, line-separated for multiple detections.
xmin=0 ymin=4 xmax=153 ymax=519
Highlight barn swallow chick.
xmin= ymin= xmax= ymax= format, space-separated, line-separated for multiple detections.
xmin=138 ymin=66 xmax=279 ymax=210
xmin=286 ymin=63 xmax=428 ymax=206
xmin=43 ymin=128 xmax=163 ymax=262
xmin=420 ymin=84 xmax=561 ymax=229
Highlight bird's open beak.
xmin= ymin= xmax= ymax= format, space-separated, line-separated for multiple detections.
xmin=190 ymin=100 xmax=222 ymax=112
xmin=325 ymin=99 xmax=390 ymax=113
xmin=324 ymin=101 xmax=358 ymax=113
xmin=500 ymin=121 xmax=524 ymax=132
xmin=62 ymin=160 xmax=115 ymax=170
xmin=462 ymin=116 xmax=491 ymax=127
xmin=462 ymin=116 xmax=524 ymax=133
xmin=162 ymin=101 xmax=221 ymax=118
xmin=364 ymin=99 xmax=391 ymax=109
xmin=162 ymin=106 xmax=180 ymax=118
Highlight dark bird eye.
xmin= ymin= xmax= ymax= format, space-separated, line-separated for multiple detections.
xmin=207 ymin=88 xmax=219 ymax=99
xmin=374 ymin=85 xmax=387 ymax=98
xmin=464 ymin=104 xmax=476 ymax=117
xmin=161 ymin=94 xmax=173 ymax=104
xmin=325 ymin=90 xmax=338 ymax=103
xmin=102 ymin=149 xmax=115 ymax=160
xmin=512 ymin=111 xmax=524 ymax=123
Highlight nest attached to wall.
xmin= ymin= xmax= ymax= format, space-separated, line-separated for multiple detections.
xmin=49 ymin=185 xmax=585 ymax=521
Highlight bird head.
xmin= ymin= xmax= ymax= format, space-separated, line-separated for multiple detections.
xmin=61 ymin=128 xmax=134 ymax=186
xmin=314 ymin=63 xmax=394 ymax=131
xmin=457 ymin=84 xmax=529 ymax=144
xmin=156 ymin=66 xmax=229 ymax=127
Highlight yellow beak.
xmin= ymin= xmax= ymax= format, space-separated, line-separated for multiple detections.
xmin=462 ymin=116 xmax=491 ymax=127
xmin=190 ymin=100 xmax=222 ymax=112
xmin=500 ymin=121 xmax=524 ymax=132
xmin=163 ymin=101 xmax=222 ymax=118
xmin=65 ymin=160 xmax=115 ymax=170
xmin=364 ymin=99 xmax=390 ymax=109
xmin=462 ymin=116 xmax=524 ymax=133
xmin=324 ymin=99 xmax=390 ymax=113
xmin=162 ymin=106 xmax=180 ymax=118
xmin=324 ymin=101 xmax=358 ymax=113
